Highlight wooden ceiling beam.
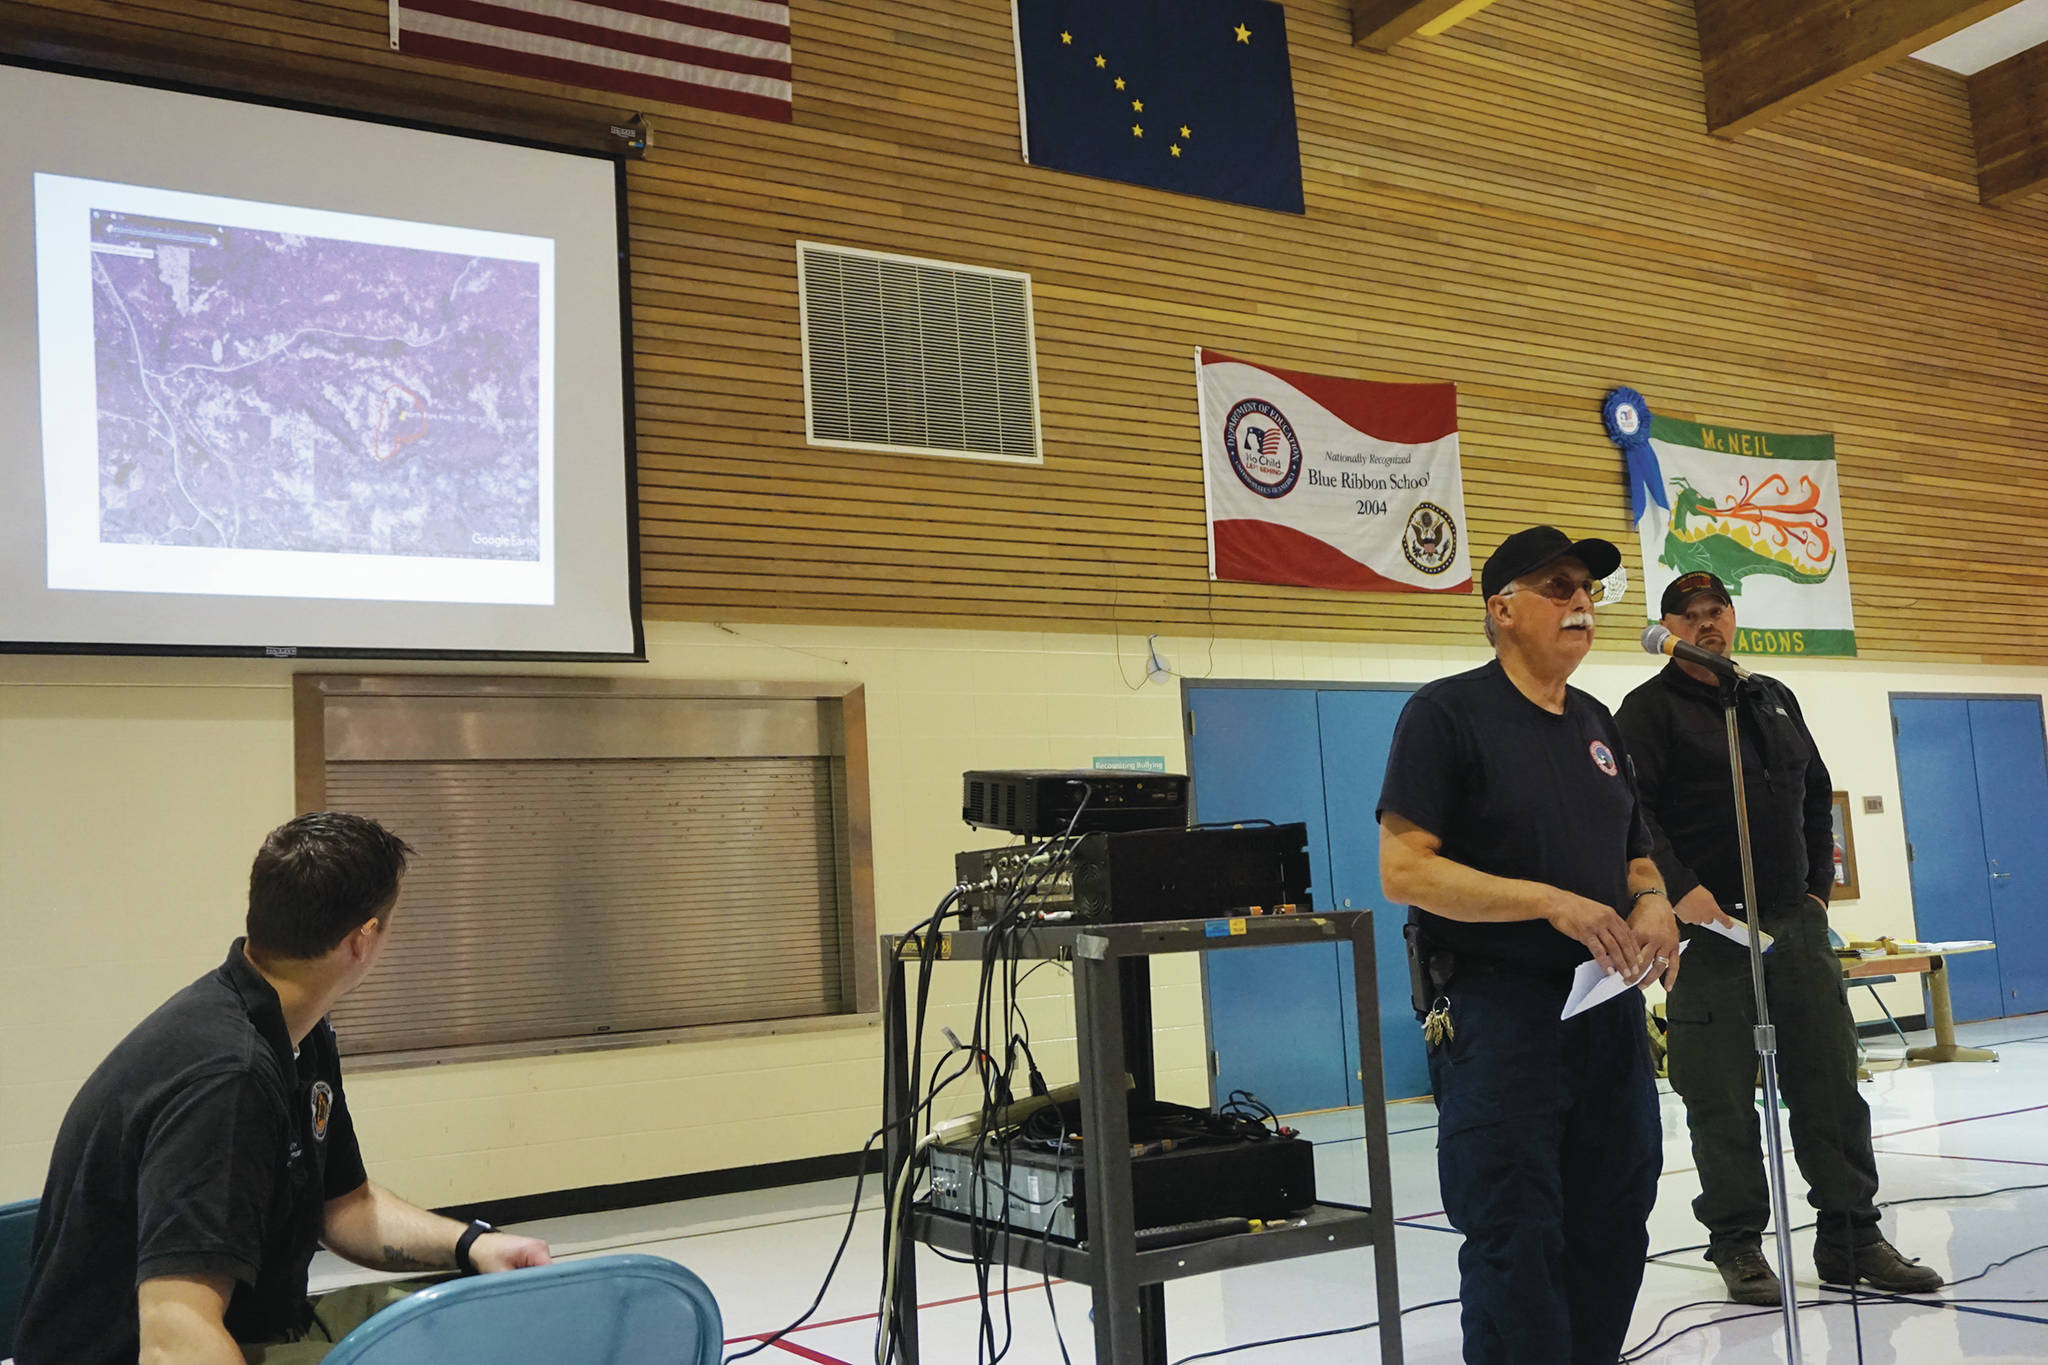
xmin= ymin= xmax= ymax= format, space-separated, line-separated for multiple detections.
xmin=1694 ymin=0 xmax=2025 ymax=137
xmin=1970 ymin=40 xmax=2048 ymax=206
xmin=1353 ymin=0 xmax=1502 ymax=52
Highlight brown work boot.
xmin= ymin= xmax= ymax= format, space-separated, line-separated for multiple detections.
xmin=1814 ymin=1237 xmax=1945 ymax=1293
xmin=1711 ymin=1245 xmax=1783 ymax=1306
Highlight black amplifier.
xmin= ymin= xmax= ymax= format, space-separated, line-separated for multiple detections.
xmin=927 ymin=1133 xmax=1317 ymax=1242
xmin=962 ymin=769 xmax=1187 ymax=836
xmin=956 ymin=822 xmax=1312 ymax=925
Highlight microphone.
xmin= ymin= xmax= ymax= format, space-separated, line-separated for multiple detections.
xmin=1641 ymin=622 xmax=1752 ymax=682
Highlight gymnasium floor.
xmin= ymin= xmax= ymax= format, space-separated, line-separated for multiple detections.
xmin=316 ymin=1016 xmax=2048 ymax=1363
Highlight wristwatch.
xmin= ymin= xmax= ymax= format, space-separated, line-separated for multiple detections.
xmin=454 ymin=1218 xmax=494 ymax=1275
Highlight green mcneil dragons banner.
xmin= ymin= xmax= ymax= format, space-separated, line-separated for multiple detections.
xmin=1640 ymin=415 xmax=1856 ymax=658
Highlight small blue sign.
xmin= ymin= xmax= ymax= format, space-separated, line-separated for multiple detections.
xmin=1093 ymin=755 xmax=1167 ymax=772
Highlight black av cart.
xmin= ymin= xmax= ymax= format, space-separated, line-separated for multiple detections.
xmin=880 ymin=911 xmax=1404 ymax=1365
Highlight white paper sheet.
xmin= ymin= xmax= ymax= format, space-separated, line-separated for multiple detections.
xmin=1700 ymin=917 xmax=1773 ymax=951
xmin=1562 ymin=941 xmax=1689 ymax=1020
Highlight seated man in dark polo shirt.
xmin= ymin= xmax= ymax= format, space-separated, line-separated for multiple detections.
xmin=17 ymin=812 xmax=550 ymax=1365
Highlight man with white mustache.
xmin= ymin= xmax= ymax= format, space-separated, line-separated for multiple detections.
xmin=1378 ymin=525 xmax=1679 ymax=1364
xmin=1617 ymin=571 xmax=1943 ymax=1305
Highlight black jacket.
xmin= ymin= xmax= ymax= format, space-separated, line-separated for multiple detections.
xmin=1615 ymin=661 xmax=1834 ymax=913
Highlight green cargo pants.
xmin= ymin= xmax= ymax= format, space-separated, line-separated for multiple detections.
xmin=240 ymin=1278 xmax=436 ymax=1363
xmin=1663 ymin=901 xmax=1882 ymax=1259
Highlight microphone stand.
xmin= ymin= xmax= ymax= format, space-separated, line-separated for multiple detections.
xmin=1721 ymin=674 xmax=1803 ymax=1360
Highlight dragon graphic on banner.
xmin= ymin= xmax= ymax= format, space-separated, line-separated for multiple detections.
xmin=1603 ymin=388 xmax=1856 ymax=657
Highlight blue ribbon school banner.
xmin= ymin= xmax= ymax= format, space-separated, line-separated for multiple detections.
xmin=1012 ymin=0 xmax=1305 ymax=214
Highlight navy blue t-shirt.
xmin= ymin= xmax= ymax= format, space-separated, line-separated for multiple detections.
xmin=1376 ymin=660 xmax=1654 ymax=971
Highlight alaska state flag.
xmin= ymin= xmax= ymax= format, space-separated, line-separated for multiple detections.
xmin=1014 ymin=0 xmax=1305 ymax=214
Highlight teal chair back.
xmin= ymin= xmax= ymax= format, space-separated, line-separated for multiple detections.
xmin=321 ymin=1254 xmax=720 ymax=1365
xmin=0 ymin=1197 xmax=38 ymax=1361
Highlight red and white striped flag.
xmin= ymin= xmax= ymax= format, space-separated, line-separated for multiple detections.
xmin=392 ymin=1 xmax=793 ymax=124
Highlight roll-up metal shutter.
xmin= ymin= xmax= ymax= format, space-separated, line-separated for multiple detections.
xmin=295 ymin=676 xmax=876 ymax=1064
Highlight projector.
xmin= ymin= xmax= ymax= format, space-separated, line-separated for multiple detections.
xmin=961 ymin=769 xmax=1188 ymax=836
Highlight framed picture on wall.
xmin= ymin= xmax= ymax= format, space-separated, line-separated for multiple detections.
xmin=1830 ymin=790 xmax=1860 ymax=901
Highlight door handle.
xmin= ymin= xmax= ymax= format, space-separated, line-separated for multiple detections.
xmin=1989 ymin=859 xmax=2012 ymax=882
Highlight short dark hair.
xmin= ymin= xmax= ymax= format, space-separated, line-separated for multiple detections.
xmin=247 ymin=813 xmax=414 ymax=960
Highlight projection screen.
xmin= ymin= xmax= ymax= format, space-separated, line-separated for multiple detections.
xmin=1 ymin=60 xmax=642 ymax=658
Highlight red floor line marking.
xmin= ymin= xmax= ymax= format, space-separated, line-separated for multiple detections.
xmin=1870 ymin=1103 xmax=2048 ymax=1141
xmin=766 ymin=1341 xmax=856 ymax=1364
xmin=1873 ymin=1147 xmax=2048 ymax=1169
xmin=724 ymin=1277 xmax=1069 ymax=1345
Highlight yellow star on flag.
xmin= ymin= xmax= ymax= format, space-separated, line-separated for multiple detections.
xmin=1131 ymin=123 xmax=1143 ymax=137
xmin=1114 ymin=76 xmax=1126 ymax=90
xmin=1180 ymin=125 xmax=1192 ymax=138
xmin=1094 ymin=54 xmax=1106 ymax=67
xmin=1131 ymin=98 xmax=1144 ymax=111
xmin=1170 ymin=144 xmax=1181 ymax=157
xmin=1234 ymin=23 xmax=1250 ymax=43
xmin=1060 ymin=31 xmax=1072 ymax=44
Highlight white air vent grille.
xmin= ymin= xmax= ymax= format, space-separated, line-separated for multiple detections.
xmin=799 ymin=241 xmax=1042 ymax=463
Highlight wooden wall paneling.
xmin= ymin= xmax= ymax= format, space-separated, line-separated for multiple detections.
xmin=1971 ymin=42 xmax=2048 ymax=206
xmin=8 ymin=0 xmax=2048 ymax=662
xmin=1691 ymin=0 xmax=2025 ymax=137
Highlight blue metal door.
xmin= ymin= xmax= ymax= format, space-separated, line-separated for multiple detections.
xmin=1892 ymin=698 xmax=2004 ymax=1022
xmin=1969 ymin=700 xmax=2048 ymax=1017
xmin=1315 ymin=689 xmax=1427 ymax=1102
xmin=1186 ymin=686 xmax=1349 ymax=1115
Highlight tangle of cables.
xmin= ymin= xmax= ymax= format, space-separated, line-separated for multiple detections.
xmin=873 ymin=784 xmax=1099 ymax=1365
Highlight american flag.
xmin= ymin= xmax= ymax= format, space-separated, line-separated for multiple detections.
xmin=392 ymin=1 xmax=793 ymax=124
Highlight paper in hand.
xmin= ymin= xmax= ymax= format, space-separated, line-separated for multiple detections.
xmin=1700 ymin=916 xmax=1772 ymax=951
xmin=1561 ymin=940 xmax=1689 ymax=1020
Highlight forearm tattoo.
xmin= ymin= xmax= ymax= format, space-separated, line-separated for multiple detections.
xmin=379 ymin=1244 xmax=450 ymax=1272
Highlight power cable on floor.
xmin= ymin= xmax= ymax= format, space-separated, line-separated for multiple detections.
xmin=1168 ymin=1179 xmax=2048 ymax=1365
xmin=1165 ymin=1297 xmax=1461 ymax=1365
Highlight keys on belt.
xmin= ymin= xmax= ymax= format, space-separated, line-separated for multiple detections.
xmin=1422 ymin=995 xmax=1454 ymax=1047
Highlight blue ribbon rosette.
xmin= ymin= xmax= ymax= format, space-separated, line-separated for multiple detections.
xmin=1602 ymin=387 xmax=1667 ymax=528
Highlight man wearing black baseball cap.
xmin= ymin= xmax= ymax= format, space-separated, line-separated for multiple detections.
xmin=1378 ymin=525 xmax=1678 ymax=1364
xmin=1618 ymin=573 xmax=1943 ymax=1305
xmin=1658 ymin=569 xmax=1731 ymax=620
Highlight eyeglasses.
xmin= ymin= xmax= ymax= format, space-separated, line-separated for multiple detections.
xmin=1501 ymin=572 xmax=1609 ymax=606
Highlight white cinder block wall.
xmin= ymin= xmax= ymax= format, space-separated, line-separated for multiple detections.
xmin=4 ymin=620 xmax=2036 ymax=1206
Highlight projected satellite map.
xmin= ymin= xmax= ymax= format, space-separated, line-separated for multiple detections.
xmin=88 ymin=209 xmax=543 ymax=560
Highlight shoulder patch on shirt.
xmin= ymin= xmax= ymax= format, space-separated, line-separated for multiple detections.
xmin=311 ymin=1081 xmax=334 ymax=1143
xmin=1589 ymin=740 xmax=1619 ymax=777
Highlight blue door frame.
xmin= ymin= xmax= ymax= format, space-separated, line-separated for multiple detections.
xmin=1891 ymin=694 xmax=2048 ymax=1022
xmin=1185 ymin=681 xmax=1426 ymax=1115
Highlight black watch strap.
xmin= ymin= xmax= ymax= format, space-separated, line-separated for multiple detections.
xmin=454 ymin=1218 xmax=493 ymax=1275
